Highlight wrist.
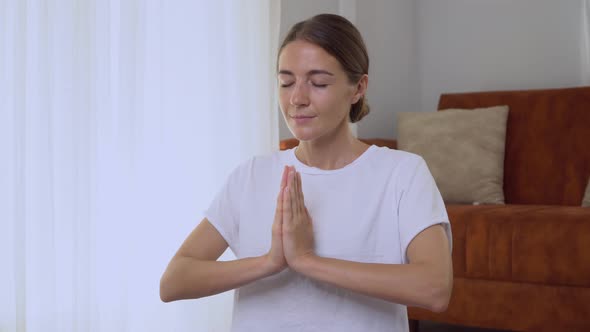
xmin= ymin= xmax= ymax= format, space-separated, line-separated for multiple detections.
xmin=260 ymin=253 xmax=286 ymax=276
xmin=289 ymin=252 xmax=318 ymax=275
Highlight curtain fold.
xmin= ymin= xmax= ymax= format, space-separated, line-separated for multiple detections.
xmin=0 ymin=1 xmax=280 ymax=331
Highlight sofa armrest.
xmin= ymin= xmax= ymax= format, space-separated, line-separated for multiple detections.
xmin=279 ymin=138 xmax=300 ymax=150
xmin=279 ymin=138 xmax=397 ymax=151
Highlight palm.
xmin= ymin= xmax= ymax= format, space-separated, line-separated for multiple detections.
xmin=265 ymin=166 xmax=290 ymax=274
xmin=282 ymin=167 xmax=315 ymax=269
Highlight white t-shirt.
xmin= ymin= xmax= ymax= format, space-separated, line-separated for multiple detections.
xmin=204 ymin=145 xmax=451 ymax=332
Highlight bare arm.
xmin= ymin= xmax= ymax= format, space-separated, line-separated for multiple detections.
xmin=160 ymin=166 xmax=290 ymax=302
xmin=292 ymin=224 xmax=453 ymax=312
xmin=159 ymin=219 xmax=271 ymax=302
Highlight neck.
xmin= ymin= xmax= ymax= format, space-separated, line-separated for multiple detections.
xmin=295 ymin=121 xmax=369 ymax=170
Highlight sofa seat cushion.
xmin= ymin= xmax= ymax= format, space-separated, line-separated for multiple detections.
xmin=447 ymin=204 xmax=590 ymax=287
xmin=408 ymin=277 xmax=590 ymax=332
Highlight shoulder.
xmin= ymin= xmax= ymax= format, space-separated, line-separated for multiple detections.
xmin=365 ymin=146 xmax=433 ymax=192
xmin=229 ymin=149 xmax=291 ymax=178
xmin=369 ymin=145 xmax=427 ymax=172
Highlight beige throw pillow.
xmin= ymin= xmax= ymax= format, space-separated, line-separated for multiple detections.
xmin=397 ymin=106 xmax=509 ymax=204
xmin=583 ymin=178 xmax=590 ymax=207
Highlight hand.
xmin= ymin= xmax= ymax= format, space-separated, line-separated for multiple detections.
xmin=282 ymin=166 xmax=315 ymax=271
xmin=264 ymin=165 xmax=289 ymax=274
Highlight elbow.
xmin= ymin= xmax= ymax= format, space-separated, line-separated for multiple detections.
xmin=427 ymin=279 xmax=452 ymax=313
xmin=160 ymin=273 xmax=175 ymax=303
xmin=160 ymin=257 xmax=186 ymax=303
xmin=160 ymin=263 xmax=185 ymax=303
xmin=429 ymin=295 xmax=450 ymax=313
xmin=160 ymin=292 xmax=173 ymax=303
xmin=160 ymin=258 xmax=208 ymax=302
xmin=160 ymin=288 xmax=173 ymax=303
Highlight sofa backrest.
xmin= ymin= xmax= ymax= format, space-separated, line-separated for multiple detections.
xmin=438 ymin=86 xmax=590 ymax=206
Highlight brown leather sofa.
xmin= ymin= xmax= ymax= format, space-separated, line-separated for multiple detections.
xmin=280 ymin=86 xmax=590 ymax=332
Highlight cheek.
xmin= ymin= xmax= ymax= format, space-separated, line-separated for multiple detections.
xmin=317 ymin=90 xmax=351 ymax=115
xmin=278 ymin=92 xmax=290 ymax=112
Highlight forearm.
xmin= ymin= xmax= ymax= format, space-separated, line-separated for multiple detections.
xmin=160 ymin=255 xmax=274 ymax=302
xmin=295 ymin=255 xmax=452 ymax=312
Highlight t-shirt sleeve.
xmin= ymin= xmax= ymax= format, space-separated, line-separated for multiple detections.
xmin=397 ymin=156 xmax=452 ymax=264
xmin=203 ymin=161 xmax=248 ymax=255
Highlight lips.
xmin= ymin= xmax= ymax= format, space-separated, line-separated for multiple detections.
xmin=291 ymin=115 xmax=316 ymax=125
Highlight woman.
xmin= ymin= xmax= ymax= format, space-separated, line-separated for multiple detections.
xmin=160 ymin=13 xmax=452 ymax=332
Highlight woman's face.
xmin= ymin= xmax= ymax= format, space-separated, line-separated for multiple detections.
xmin=277 ymin=40 xmax=361 ymax=142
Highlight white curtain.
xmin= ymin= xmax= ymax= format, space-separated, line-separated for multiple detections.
xmin=0 ymin=1 xmax=280 ymax=331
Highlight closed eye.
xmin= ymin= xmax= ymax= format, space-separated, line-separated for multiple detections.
xmin=311 ymin=83 xmax=328 ymax=88
xmin=280 ymin=82 xmax=294 ymax=88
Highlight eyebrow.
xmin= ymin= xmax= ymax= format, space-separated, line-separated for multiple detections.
xmin=278 ymin=69 xmax=334 ymax=77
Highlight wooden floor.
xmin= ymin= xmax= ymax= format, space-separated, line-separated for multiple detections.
xmin=419 ymin=321 xmax=513 ymax=332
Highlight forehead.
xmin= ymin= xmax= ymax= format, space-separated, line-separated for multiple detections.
xmin=278 ymin=40 xmax=342 ymax=74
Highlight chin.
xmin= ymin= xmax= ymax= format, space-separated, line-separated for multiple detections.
xmin=290 ymin=128 xmax=318 ymax=142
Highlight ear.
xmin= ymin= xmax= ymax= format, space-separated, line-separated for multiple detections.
xmin=351 ymin=74 xmax=369 ymax=104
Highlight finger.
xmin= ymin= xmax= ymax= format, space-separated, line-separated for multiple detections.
xmin=295 ymin=172 xmax=303 ymax=215
xmin=276 ymin=167 xmax=287 ymax=209
xmin=281 ymin=165 xmax=288 ymax=189
xmin=283 ymin=166 xmax=292 ymax=197
xmin=276 ymin=186 xmax=282 ymax=207
xmin=278 ymin=166 xmax=288 ymax=215
xmin=291 ymin=170 xmax=299 ymax=215
xmin=289 ymin=169 xmax=298 ymax=219
xmin=297 ymin=172 xmax=304 ymax=202
xmin=282 ymin=170 xmax=292 ymax=224
xmin=278 ymin=181 xmax=283 ymax=212
xmin=275 ymin=183 xmax=283 ymax=224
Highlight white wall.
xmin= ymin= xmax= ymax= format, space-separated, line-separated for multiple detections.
xmin=356 ymin=0 xmax=418 ymax=139
xmin=279 ymin=0 xmax=587 ymax=140
xmin=418 ymin=0 xmax=585 ymax=114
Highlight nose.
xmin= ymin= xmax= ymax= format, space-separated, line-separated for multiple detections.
xmin=290 ymin=81 xmax=310 ymax=107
